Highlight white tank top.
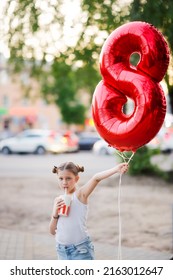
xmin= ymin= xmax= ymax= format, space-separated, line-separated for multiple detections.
xmin=55 ymin=192 xmax=88 ymax=245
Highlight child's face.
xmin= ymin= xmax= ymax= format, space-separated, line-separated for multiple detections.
xmin=58 ymin=169 xmax=79 ymax=193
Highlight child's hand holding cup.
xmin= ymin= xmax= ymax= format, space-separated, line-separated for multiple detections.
xmin=58 ymin=189 xmax=72 ymax=216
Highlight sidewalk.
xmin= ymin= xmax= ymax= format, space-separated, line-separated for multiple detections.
xmin=0 ymin=228 xmax=171 ymax=260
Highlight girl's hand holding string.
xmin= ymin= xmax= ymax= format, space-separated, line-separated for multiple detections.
xmin=116 ymin=163 xmax=129 ymax=174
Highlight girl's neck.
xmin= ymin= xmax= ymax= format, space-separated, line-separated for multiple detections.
xmin=67 ymin=186 xmax=76 ymax=195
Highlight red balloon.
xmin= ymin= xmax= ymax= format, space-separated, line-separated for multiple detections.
xmin=92 ymin=21 xmax=170 ymax=152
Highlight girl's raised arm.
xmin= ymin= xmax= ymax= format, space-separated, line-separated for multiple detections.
xmin=78 ymin=163 xmax=128 ymax=203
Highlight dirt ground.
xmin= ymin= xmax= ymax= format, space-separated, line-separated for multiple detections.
xmin=0 ymin=173 xmax=173 ymax=254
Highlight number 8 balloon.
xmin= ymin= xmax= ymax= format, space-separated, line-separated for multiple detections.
xmin=92 ymin=21 xmax=170 ymax=152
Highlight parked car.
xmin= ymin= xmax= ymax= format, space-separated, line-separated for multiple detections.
xmin=46 ymin=133 xmax=71 ymax=154
xmin=62 ymin=131 xmax=79 ymax=152
xmin=93 ymin=139 xmax=115 ymax=155
xmin=78 ymin=132 xmax=101 ymax=150
xmin=48 ymin=131 xmax=79 ymax=154
xmin=0 ymin=129 xmax=14 ymax=141
xmin=0 ymin=129 xmax=64 ymax=155
xmin=147 ymin=113 xmax=173 ymax=153
xmin=158 ymin=126 xmax=173 ymax=153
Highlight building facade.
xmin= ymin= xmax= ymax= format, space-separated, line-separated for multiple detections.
xmin=0 ymin=60 xmax=61 ymax=134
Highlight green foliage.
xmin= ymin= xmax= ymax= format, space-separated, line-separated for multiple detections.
xmin=125 ymin=146 xmax=168 ymax=181
xmin=128 ymin=0 xmax=173 ymax=113
xmin=128 ymin=0 xmax=173 ymax=46
xmin=41 ymin=58 xmax=86 ymax=125
xmin=3 ymin=0 xmax=173 ymax=121
xmin=61 ymin=103 xmax=86 ymax=125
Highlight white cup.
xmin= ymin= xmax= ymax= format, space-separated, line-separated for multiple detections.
xmin=58 ymin=194 xmax=71 ymax=216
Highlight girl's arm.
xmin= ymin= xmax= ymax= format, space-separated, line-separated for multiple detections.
xmin=77 ymin=163 xmax=128 ymax=203
xmin=49 ymin=196 xmax=64 ymax=235
xmin=49 ymin=216 xmax=58 ymax=235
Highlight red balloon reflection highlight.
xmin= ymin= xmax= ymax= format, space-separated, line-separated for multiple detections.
xmin=92 ymin=21 xmax=170 ymax=152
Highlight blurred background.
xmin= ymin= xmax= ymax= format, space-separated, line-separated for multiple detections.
xmin=0 ymin=0 xmax=173 ymax=260
xmin=0 ymin=0 xmax=173 ymax=143
xmin=0 ymin=0 xmax=173 ymax=178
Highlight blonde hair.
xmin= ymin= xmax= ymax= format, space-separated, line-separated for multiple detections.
xmin=52 ymin=162 xmax=84 ymax=176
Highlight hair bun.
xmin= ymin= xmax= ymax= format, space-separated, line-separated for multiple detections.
xmin=77 ymin=165 xmax=84 ymax=173
xmin=52 ymin=166 xmax=58 ymax=174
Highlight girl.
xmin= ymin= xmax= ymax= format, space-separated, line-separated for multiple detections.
xmin=49 ymin=161 xmax=128 ymax=260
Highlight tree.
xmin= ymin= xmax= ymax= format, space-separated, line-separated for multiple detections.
xmin=41 ymin=57 xmax=86 ymax=124
xmin=2 ymin=0 xmax=127 ymax=125
xmin=3 ymin=0 xmax=172 ymax=120
xmin=127 ymin=0 xmax=173 ymax=113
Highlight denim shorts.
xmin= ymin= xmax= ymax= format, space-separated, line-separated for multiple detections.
xmin=56 ymin=237 xmax=95 ymax=260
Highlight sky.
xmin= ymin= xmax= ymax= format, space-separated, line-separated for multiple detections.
xmin=0 ymin=0 xmax=82 ymax=59
xmin=0 ymin=0 xmax=132 ymax=60
xmin=0 ymin=0 xmax=10 ymax=58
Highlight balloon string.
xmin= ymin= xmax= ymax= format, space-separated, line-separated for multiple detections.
xmin=127 ymin=152 xmax=135 ymax=163
xmin=118 ymin=172 xmax=122 ymax=260
xmin=115 ymin=150 xmax=135 ymax=163
xmin=117 ymin=151 xmax=135 ymax=260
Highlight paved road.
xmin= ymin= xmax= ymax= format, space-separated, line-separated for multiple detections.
xmin=1 ymin=151 xmax=172 ymax=178
xmin=0 ymin=151 xmax=118 ymax=178
xmin=0 ymin=228 xmax=170 ymax=260
xmin=0 ymin=151 xmax=172 ymax=260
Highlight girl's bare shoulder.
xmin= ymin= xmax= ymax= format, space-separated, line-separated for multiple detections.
xmin=75 ymin=187 xmax=88 ymax=204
